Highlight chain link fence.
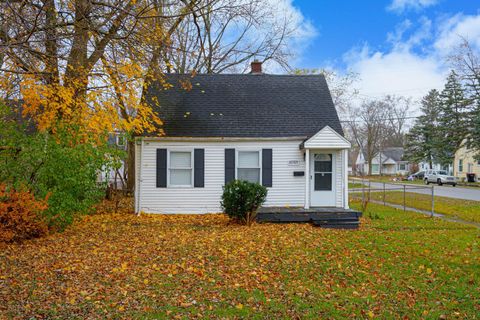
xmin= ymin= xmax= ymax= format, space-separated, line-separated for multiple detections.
xmin=349 ymin=178 xmax=435 ymax=216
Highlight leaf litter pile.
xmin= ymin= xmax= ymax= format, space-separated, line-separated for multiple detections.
xmin=1 ymin=200 xmax=479 ymax=318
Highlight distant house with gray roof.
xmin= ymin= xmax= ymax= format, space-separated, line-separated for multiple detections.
xmin=355 ymin=147 xmax=411 ymax=176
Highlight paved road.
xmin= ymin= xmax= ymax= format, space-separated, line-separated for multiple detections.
xmin=352 ymin=181 xmax=480 ymax=202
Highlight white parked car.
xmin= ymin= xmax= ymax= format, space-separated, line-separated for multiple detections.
xmin=424 ymin=170 xmax=457 ymax=186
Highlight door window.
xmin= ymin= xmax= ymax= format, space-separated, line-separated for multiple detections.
xmin=314 ymin=154 xmax=332 ymax=191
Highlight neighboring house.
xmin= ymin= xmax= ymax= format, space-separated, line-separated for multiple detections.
xmin=134 ymin=62 xmax=351 ymax=214
xmin=454 ymin=143 xmax=480 ymax=182
xmin=347 ymin=150 xmax=358 ymax=176
xmin=355 ymin=147 xmax=410 ymax=176
xmin=98 ymin=131 xmax=127 ymax=186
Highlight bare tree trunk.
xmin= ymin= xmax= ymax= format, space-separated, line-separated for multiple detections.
xmin=124 ymin=0 xmax=197 ymax=191
xmin=126 ymin=140 xmax=136 ymax=192
xmin=64 ymin=0 xmax=91 ymax=95
xmin=44 ymin=0 xmax=59 ymax=85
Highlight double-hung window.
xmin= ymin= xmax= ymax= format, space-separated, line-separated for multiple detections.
xmin=169 ymin=151 xmax=193 ymax=186
xmin=237 ymin=151 xmax=261 ymax=183
xmin=459 ymin=159 xmax=463 ymax=173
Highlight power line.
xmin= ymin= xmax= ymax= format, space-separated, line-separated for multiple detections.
xmin=359 ymin=86 xmax=437 ymax=95
xmin=339 ymin=115 xmax=421 ymax=123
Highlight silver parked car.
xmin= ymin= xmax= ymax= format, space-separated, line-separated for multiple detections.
xmin=424 ymin=170 xmax=457 ymax=186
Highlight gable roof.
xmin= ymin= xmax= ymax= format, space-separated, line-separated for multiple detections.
xmin=357 ymin=147 xmax=405 ymax=164
xmin=144 ymin=74 xmax=343 ymax=138
xmin=382 ymin=147 xmax=404 ymax=162
xmin=302 ymin=125 xmax=350 ymax=149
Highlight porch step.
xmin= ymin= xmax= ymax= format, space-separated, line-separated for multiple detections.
xmin=256 ymin=213 xmax=310 ymax=222
xmin=256 ymin=207 xmax=362 ymax=229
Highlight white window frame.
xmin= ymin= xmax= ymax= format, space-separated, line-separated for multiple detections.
xmin=167 ymin=149 xmax=194 ymax=188
xmin=398 ymin=163 xmax=406 ymax=171
xmin=236 ymin=149 xmax=262 ymax=184
xmin=458 ymin=159 xmax=463 ymax=173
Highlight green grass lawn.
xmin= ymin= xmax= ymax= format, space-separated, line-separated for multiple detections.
xmin=350 ymin=176 xmax=410 ymax=183
xmin=348 ymin=182 xmax=364 ymax=189
xmin=363 ymin=191 xmax=480 ymax=223
xmin=1 ymin=200 xmax=479 ymax=319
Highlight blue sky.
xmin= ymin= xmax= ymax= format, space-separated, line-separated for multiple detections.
xmin=283 ymin=0 xmax=480 ymax=103
xmin=294 ymin=0 xmax=479 ymax=69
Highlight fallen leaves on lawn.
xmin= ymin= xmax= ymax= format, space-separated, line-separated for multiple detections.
xmin=0 ymin=200 xmax=479 ymax=319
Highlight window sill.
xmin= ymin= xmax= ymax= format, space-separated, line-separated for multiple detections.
xmin=167 ymin=185 xmax=194 ymax=189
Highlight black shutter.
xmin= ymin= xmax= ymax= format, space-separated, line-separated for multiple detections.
xmin=194 ymin=149 xmax=205 ymax=187
xmin=262 ymin=149 xmax=272 ymax=187
xmin=156 ymin=149 xmax=167 ymax=188
xmin=225 ymin=148 xmax=235 ymax=184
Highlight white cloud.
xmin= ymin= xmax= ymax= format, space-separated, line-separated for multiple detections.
xmin=434 ymin=14 xmax=480 ymax=54
xmin=344 ymin=44 xmax=446 ymax=105
xmin=387 ymin=0 xmax=439 ymax=13
xmin=341 ymin=13 xmax=480 ymax=110
xmin=387 ymin=17 xmax=432 ymax=50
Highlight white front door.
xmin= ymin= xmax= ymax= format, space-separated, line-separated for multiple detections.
xmin=310 ymin=152 xmax=336 ymax=207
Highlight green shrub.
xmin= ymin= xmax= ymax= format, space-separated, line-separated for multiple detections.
xmin=221 ymin=180 xmax=267 ymax=226
xmin=0 ymin=103 xmax=121 ymax=231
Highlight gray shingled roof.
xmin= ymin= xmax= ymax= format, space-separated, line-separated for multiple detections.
xmin=382 ymin=147 xmax=405 ymax=162
xmin=360 ymin=147 xmax=405 ymax=163
xmin=144 ymin=74 xmax=343 ymax=138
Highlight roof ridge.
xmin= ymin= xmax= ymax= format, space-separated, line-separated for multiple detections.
xmin=163 ymin=73 xmax=326 ymax=78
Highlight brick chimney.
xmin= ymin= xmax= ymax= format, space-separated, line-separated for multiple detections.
xmin=250 ymin=59 xmax=262 ymax=74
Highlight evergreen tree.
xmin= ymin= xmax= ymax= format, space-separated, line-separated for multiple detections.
xmin=436 ymin=71 xmax=470 ymax=169
xmin=471 ymin=100 xmax=480 ymax=160
xmin=405 ymin=89 xmax=441 ymax=169
xmin=464 ymin=70 xmax=480 ymax=160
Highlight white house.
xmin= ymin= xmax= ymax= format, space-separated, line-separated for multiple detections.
xmin=98 ymin=131 xmax=127 ymax=187
xmin=135 ymin=62 xmax=351 ymax=214
xmin=454 ymin=142 xmax=480 ymax=181
xmin=355 ymin=147 xmax=410 ymax=176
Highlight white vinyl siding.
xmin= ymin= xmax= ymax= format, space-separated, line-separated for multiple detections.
xmin=335 ymin=149 xmax=343 ymax=207
xmin=136 ymin=139 xmax=307 ymax=214
xmin=303 ymin=126 xmax=351 ymax=149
